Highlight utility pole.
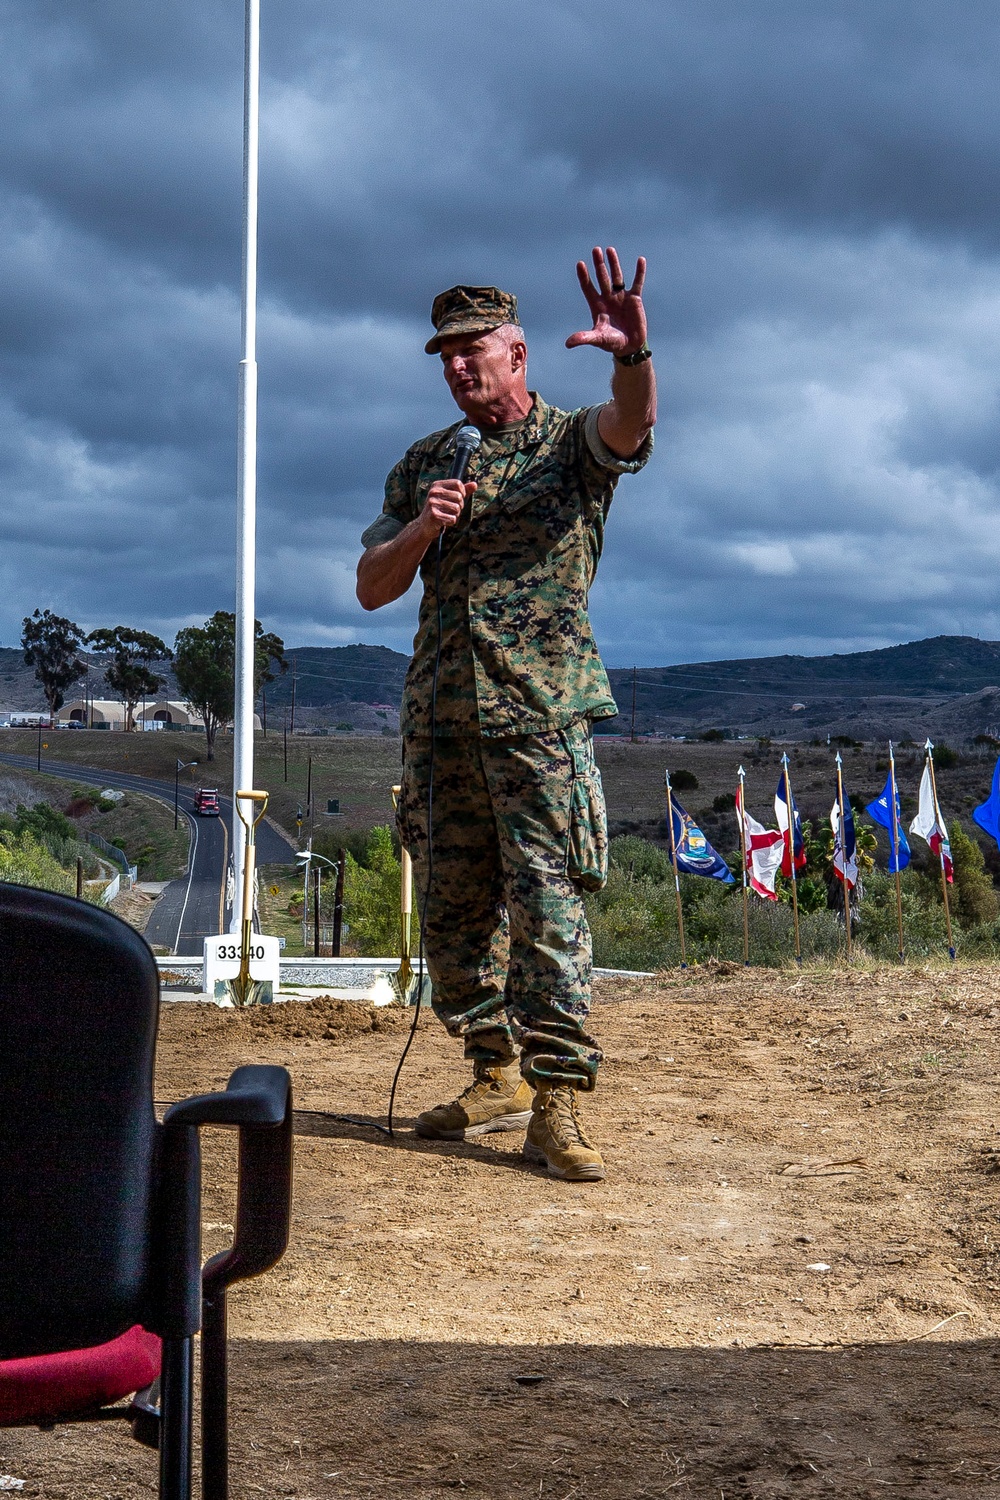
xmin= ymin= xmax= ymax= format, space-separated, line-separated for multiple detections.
xmin=313 ymin=866 xmax=321 ymax=957
xmin=332 ymin=850 xmax=345 ymax=957
xmin=261 ymin=687 xmax=267 ymax=738
xmin=630 ymin=666 xmax=637 ymax=742
xmin=290 ymin=655 xmax=297 ymax=734
xmin=306 ymin=755 xmax=312 ymax=820
xmin=36 ymin=718 xmax=42 ymax=771
xmin=283 ymin=716 xmax=288 ymax=782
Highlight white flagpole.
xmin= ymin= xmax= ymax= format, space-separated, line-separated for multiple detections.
xmin=737 ymin=766 xmax=750 ymax=967
xmin=924 ymin=738 xmax=956 ymax=961
xmin=888 ymin=741 xmax=904 ymax=962
xmin=231 ymin=0 xmax=260 ymax=930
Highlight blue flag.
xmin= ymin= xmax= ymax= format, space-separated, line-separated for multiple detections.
xmin=865 ymin=771 xmax=910 ymax=872
xmin=668 ymin=798 xmax=735 ymax=882
xmin=973 ymin=756 xmax=1000 ymax=849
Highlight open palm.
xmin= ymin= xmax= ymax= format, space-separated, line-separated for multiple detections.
xmin=566 ymin=246 xmax=647 ymax=356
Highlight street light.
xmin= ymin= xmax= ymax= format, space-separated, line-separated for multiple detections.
xmin=294 ymin=848 xmax=338 ymax=954
xmin=174 ymin=759 xmax=199 ymax=829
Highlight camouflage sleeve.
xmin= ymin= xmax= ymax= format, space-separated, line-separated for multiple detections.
xmin=360 ymin=453 xmax=416 ymax=550
xmin=582 ymin=404 xmax=654 ymax=474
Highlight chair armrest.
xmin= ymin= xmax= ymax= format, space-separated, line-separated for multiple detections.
xmin=180 ymin=1067 xmax=293 ymax=1297
xmin=163 ymin=1065 xmax=290 ymax=1129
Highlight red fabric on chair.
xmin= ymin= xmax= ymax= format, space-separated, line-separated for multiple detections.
xmin=0 ymin=1326 xmax=161 ymax=1425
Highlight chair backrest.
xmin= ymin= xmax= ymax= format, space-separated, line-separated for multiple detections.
xmin=0 ymin=884 xmax=160 ymax=1359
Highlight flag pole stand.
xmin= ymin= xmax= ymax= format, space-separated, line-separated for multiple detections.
xmin=665 ymin=772 xmax=688 ymax=970
xmin=925 ymin=742 xmax=956 ymax=961
xmin=781 ymin=755 xmax=802 ymax=966
xmin=889 ymin=741 xmax=905 ymax=963
xmin=737 ymin=766 xmax=750 ymax=966
xmin=835 ymin=752 xmax=852 ymax=964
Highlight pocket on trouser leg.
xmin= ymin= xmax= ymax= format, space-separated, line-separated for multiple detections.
xmin=567 ymin=758 xmax=608 ymax=893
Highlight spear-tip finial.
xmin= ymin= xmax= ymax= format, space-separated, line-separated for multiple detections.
xmin=835 ymin=750 xmax=843 ymax=767
xmin=738 ymin=764 xmax=745 ymax=779
xmin=925 ymin=737 xmax=934 ymax=754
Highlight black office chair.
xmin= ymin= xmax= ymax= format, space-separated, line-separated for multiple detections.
xmin=0 ymin=883 xmax=293 ymax=1500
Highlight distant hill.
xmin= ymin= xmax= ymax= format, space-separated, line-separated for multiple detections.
xmin=7 ymin=634 xmax=1000 ymax=741
xmin=605 ymin=636 xmax=1000 ymax=740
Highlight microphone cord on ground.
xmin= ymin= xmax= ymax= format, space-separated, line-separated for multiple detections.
xmin=384 ymin=529 xmax=444 ymax=1137
xmin=335 ymin=429 xmax=478 ymax=1140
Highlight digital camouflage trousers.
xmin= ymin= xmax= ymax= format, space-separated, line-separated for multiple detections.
xmin=395 ymin=721 xmax=608 ymax=1091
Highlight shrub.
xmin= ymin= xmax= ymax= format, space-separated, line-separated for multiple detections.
xmin=671 ymin=769 xmax=698 ymax=792
xmin=950 ymin=819 xmax=999 ymax=928
xmin=0 ymin=829 xmax=75 ymax=897
xmin=586 ymin=845 xmax=842 ymax=970
xmin=857 ymin=869 xmax=949 ymax=958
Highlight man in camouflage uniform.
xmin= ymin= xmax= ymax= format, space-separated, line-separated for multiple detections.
xmin=357 ymin=248 xmax=655 ymax=1181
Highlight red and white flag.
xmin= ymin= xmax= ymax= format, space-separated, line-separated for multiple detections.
xmin=909 ymin=763 xmax=953 ymax=882
xmin=737 ymin=783 xmax=784 ymax=900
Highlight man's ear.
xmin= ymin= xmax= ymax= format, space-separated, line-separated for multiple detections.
xmin=510 ymin=340 xmax=527 ymax=374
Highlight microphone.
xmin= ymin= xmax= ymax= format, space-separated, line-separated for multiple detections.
xmin=449 ymin=425 xmax=481 ymax=482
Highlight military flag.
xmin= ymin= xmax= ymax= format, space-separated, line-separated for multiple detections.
xmin=973 ymin=756 xmax=1000 ymax=849
xmin=865 ymin=770 xmax=911 ymax=872
xmin=910 ymin=763 xmax=953 ymax=882
xmin=739 ymin=801 xmax=785 ymax=899
xmin=667 ymin=798 xmax=735 ymax=883
xmin=830 ymin=794 xmax=859 ymax=888
xmin=866 ymin=742 xmax=907 ymax=961
xmin=774 ymin=774 xmax=807 ymax=878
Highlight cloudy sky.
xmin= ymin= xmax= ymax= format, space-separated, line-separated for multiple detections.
xmin=3 ymin=0 xmax=1000 ymax=668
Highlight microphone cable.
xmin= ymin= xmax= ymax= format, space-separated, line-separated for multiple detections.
xmin=330 ymin=530 xmax=443 ymax=1142
xmin=384 ymin=425 xmax=481 ymax=1137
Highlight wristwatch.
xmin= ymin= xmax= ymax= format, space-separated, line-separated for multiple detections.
xmin=614 ymin=342 xmax=653 ymax=366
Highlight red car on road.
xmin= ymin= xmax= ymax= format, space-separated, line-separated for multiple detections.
xmin=194 ymin=788 xmax=220 ymax=817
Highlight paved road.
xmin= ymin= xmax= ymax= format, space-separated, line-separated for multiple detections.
xmin=0 ymin=752 xmax=297 ymax=955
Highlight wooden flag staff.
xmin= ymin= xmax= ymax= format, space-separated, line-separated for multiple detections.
xmin=736 ymin=766 xmax=750 ymax=967
xmin=664 ymin=770 xmax=688 ymax=970
xmin=835 ymin=751 xmax=852 ymax=963
xmin=780 ymin=753 xmax=802 ymax=965
xmin=924 ymin=739 xmax=956 ymax=961
xmin=888 ymin=740 xmax=905 ymax=962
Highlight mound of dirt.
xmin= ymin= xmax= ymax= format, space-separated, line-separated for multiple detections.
xmin=245 ymin=995 xmax=409 ymax=1042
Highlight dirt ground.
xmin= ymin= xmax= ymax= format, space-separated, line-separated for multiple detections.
xmin=7 ymin=963 xmax=1000 ymax=1498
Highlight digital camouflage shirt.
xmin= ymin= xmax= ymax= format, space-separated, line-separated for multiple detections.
xmin=361 ymin=394 xmax=652 ymax=738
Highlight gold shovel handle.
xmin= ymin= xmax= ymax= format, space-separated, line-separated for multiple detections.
xmin=235 ymin=788 xmax=269 ymax=834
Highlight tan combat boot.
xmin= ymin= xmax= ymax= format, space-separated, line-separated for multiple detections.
xmin=415 ymin=1060 xmax=533 ymax=1140
xmin=523 ymin=1085 xmax=605 ymax=1182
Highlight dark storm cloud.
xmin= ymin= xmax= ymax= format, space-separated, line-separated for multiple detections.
xmin=2 ymin=0 xmax=1000 ymax=668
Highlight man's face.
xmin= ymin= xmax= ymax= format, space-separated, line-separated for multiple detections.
xmin=439 ymin=328 xmax=525 ymax=415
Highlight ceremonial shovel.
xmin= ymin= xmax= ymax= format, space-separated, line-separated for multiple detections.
xmin=226 ymin=789 xmax=272 ymax=1007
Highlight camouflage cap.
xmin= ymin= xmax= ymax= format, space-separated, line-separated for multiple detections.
xmin=425 ymin=285 xmax=520 ymax=354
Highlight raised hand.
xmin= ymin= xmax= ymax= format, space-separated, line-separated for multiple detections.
xmin=566 ymin=246 xmax=647 ymax=356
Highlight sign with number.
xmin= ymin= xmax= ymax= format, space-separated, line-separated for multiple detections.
xmin=203 ymin=933 xmax=280 ymax=999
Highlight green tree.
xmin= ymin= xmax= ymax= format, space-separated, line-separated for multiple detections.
xmin=87 ymin=627 xmax=171 ymax=731
xmin=21 ymin=609 xmax=87 ymax=716
xmin=341 ymin=825 xmax=417 ymax=956
xmin=173 ymin=611 xmax=286 ymax=761
xmin=949 ymin=819 xmax=999 ymax=929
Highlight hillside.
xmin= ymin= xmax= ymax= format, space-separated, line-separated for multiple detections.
xmin=605 ymin=636 xmax=1000 ymax=740
xmin=7 ymin=634 xmax=1000 ymax=741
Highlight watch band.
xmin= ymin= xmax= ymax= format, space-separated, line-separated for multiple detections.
xmin=614 ymin=342 xmax=653 ymax=367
